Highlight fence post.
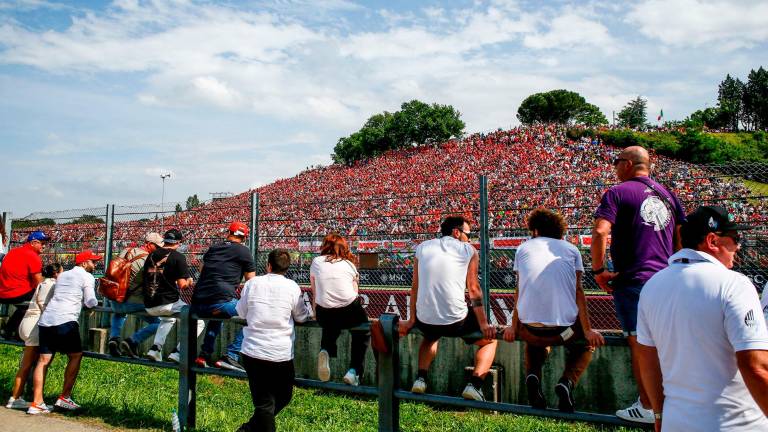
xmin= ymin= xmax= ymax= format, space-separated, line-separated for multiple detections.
xmin=99 ymin=205 xmax=114 ymax=327
xmin=478 ymin=175 xmax=490 ymax=316
xmin=1 ymin=212 xmax=10 ymax=317
xmin=250 ymin=192 xmax=259 ymax=267
xmin=178 ymin=306 xmax=198 ymax=429
xmin=378 ymin=313 xmax=400 ymax=432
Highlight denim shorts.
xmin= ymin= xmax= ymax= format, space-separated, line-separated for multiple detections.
xmin=612 ymin=284 xmax=643 ymax=337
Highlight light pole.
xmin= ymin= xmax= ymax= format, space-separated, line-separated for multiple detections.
xmin=160 ymin=172 xmax=171 ymax=231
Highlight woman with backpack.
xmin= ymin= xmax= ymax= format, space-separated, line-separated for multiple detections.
xmin=5 ymin=263 xmax=63 ymax=410
xmin=311 ymin=233 xmax=370 ymax=386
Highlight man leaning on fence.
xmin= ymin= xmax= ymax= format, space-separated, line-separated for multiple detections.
xmin=0 ymin=230 xmax=47 ymax=340
xmin=503 ymin=209 xmax=604 ymax=412
xmin=236 ymin=249 xmax=312 ymax=432
xmin=107 ymin=232 xmax=163 ymax=359
xmin=28 ymin=250 xmax=101 ymax=415
xmin=591 ymin=146 xmax=685 ymax=424
xmin=636 ymin=206 xmax=768 ymax=431
xmin=399 ymin=216 xmax=497 ymax=401
xmin=191 ymin=221 xmax=256 ymax=372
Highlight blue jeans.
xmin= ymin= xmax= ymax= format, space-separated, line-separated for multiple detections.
xmin=612 ymin=284 xmax=643 ymax=337
xmin=192 ymin=300 xmax=242 ymax=361
xmin=110 ymin=300 xmax=160 ymax=344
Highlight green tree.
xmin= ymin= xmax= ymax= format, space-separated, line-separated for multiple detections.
xmin=718 ymin=74 xmax=745 ymax=131
xmin=175 ymin=203 xmax=183 ymax=213
xmin=574 ymin=103 xmax=609 ymax=127
xmin=686 ymin=107 xmax=728 ymax=129
xmin=70 ymin=214 xmax=105 ymax=224
xmin=332 ymin=100 xmax=464 ymax=164
xmin=11 ymin=218 xmax=55 ymax=229
xmin=617 ymin=96 xmax=648 ymax=129
xmin=743 ymin=66 xmax=768 ymax=131
xmin=517 ymin=90 xmax=602 ymax=125
xmin=185 ymin=194 xmax=200 ymax=210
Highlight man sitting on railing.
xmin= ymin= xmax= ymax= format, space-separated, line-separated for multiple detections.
xmin=235 ymin=249 xmax=312 ymax=432
xmin=502 ymin=209 xmax=604 ymax=413
xmin=0 ymin=230 xmax=47 ymax=340
xmin=399 ymin=216 xmax=497 ymax=401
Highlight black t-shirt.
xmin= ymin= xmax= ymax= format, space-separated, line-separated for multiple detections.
xmin=192 ymin=241 xmax=256 ymax=305
xmin=142 ymin=247 xmax=190 ymax=308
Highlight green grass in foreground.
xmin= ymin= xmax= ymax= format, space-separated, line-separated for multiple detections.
xmin=0 ymin=345 xmax=640 ymax=432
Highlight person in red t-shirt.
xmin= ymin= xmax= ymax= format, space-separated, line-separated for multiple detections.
xmin=0 ymin=231 xmax=48 ymax=339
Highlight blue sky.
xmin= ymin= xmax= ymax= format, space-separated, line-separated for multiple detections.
xmin=1 ymin=0 xmax=767 ymax=216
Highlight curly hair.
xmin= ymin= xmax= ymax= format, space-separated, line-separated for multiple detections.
xmin=527 ymin=208 xmax=567 ymax=239
xmin=320 ymin=233 xmax=358 ymax=265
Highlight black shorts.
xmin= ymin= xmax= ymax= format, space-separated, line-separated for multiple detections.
xmin=39 ymin=321 xmax=82 ymax=354
xmin=415 ymin=312 xmax=481 ymax=344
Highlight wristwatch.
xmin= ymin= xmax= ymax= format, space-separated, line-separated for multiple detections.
xmin=654 ymin=412 xmax=662 ymax=420
xmin=592 ymin=267 xmax=605 ymax=275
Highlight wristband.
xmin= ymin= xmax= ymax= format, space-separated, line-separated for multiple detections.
xmin=592 ymin=267 xmax=605 ymax=275
xmin=470 ymin=298 xmax=483 ymax=308
xmin=654 ymin=412 xmax=662 ymax=420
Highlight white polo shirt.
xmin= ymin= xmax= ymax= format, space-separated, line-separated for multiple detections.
xmin=38 ymin=265 xmax=98 ymax=327
xmin=236 ymin=273 xmax=313 ymax=362
xmin=310 ymin=256 xmax=358 ymax=309
xmin=637 ymin=249 xmax=768 ymax=431
xmin=415 ymin=236 xmax=476 ymax=325
xmin=514 ymin=237 xmax=583 ymax=326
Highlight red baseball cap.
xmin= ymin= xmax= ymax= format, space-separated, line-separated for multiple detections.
xmin=75 ymin=250 xmax=103 ymax=265
xmin=229 ymin=221 xmax=248 ymax=237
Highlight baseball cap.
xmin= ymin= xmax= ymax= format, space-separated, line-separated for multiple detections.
xmin=75 ymin=250 xmax=103 ymax=265
xmin=145 ymin=232 xmax=164 ymax=247
xmin=682 ymin=206 xmax=752 ymax=239
xmin=26 ymin=231 xmax=50 ymax=242
xmin=229 ymin=221 xmax=248 ymax=237
xmin=163 ymin=228 xmax=183 ymax=244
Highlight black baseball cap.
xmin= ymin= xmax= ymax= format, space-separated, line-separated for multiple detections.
xmin=163 ymin=228 xmax=183 ymax=244
xmin=682 ymin=206 xmax=752 ymax=239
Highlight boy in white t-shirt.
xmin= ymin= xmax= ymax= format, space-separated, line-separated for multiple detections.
xmin=503 ymin=209 xmax=604 ymax=412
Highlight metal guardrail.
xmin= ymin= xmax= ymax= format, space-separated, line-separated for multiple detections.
xmin=0 ymin=306 xmax=647 ymax=431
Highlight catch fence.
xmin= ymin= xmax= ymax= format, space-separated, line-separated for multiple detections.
xmin=5 ymin=163 xmax=768 ymax=334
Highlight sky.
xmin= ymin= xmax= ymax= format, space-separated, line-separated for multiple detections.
xmin=1 ymin=0 xmax=767 ymax=216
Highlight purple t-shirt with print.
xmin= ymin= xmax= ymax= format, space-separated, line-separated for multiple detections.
xmin=594 ymin=176 xmax=686 ymax=287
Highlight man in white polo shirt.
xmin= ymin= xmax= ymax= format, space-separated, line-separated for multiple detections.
xmin=637 ymin=206 xmax=768 ymax=431
xmin=28 ymin=250 xmax=101 ymax=415
xmin=236 ymin=249 xmax=312 ymax=432
xmin=399 ymin=216 xmax=497 ymax=401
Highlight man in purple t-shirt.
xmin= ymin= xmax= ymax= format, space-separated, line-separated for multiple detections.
xmin=591 ymin=146 xmax=685 ymax=424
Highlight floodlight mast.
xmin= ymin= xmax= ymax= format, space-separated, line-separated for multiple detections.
xmin=160 ymin=172 xmax=172 ymax=231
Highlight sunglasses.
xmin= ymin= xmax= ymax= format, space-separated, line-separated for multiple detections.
xmin=716 ymin=231 xmax=742 ymax=246
xmin=613 ymin=158 xmax=629 ymax=166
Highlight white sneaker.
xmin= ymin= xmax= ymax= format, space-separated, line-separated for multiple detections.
xmin=26 ymin=402 xmax=51 ymax=415
xmin=615 ymin=398 xmax=655 ymax=424
xmin=54 ymin=396 xmax=81 ymax=411
xmin=343 ymin=369 xmax=359 ymax=386
xmin=145 ymin=345 xmax=162 ymax=362
xmin=167 ymin=351 xmax=180 ymax=363
xmin=6 ymin=397 xmax=29 ymax=409
xmin=461 ymin=383 xmax=485 ymax=401
xmin=317 ymin=350 xmax=331 ymax=382
xmin=411 ymin=377 xmax=427 ymax=394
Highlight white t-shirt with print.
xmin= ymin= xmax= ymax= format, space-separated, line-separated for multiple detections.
xmin=415 ymin=236 xmax=476 ymax=325
xmin=310 ymin=256 xmax=359 ymax=309
xmin=637 ymin=249 xmax=768 ymax=432
xmin=514 ymin=237 xmax=583 ymax=326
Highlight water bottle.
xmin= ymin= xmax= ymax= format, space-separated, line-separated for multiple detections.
xmin=172 ymin=409 xmax=181 ymax=432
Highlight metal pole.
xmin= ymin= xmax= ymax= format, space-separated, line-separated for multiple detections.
xmin=479 ymin=175 xmax=490 ymax=317
xmin=178 ymin=305 xmax=197 ymax=429
xmin=250 ymin=192 xmax=259 ymax=266
xmin=100 ymin=205 xmax=114 ymax=327
xmin=161 ymin=173 xmax=171 ymax=232
xmin=378 ymin=314 xmax=400 ymax=432
xmin=2 ymin=211 xmax=11 ymax=253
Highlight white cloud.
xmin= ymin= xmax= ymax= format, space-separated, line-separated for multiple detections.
xmin=627 ymin=0 xmax=768 ymax=49
xmin=523 ymin=12 xmax=616 ymax=53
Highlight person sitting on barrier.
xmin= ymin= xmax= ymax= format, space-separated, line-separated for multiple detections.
xmin=6 ymin=263 xmax=62 ymax=410
xmin=191 ymin=221 xmax=256 ymax=372
xmin=236 ymin=249 xmax=313 ymax=432
xmin=29 ymin=251 xmax=101 ymax=414
xmin=0 ymin=230 xmax=48 ymax=340
xmin=502 ymin=209 xmax=605 ymax=412
xmin=399 ymin=216 xmax=497 ymax=401
xmin=311 ymin=233 xmax=370 ymax=386
xmin=142 ymin=229 xmax=204 ymax=362
xmin=107 ymin=232 xmax=163 ymax=359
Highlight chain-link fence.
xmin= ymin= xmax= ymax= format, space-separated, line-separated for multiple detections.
xmin=5 ymin=162 xmax=768 ymax=335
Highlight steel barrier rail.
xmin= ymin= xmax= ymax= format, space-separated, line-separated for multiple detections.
xmin=0 ymin=306 xmax=642 ymax=431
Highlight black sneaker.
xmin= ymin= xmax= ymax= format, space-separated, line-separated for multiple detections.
xmin=119 ymin=338 xmax=139 ymax=359
xmin=108 ymin=337 xmax=122 ymax=357
xmin=555 ymin=377 xmax=575 ymax=413
xmin=526 ymin=374 xmax=547 ymax=409
xmin=215 ymin=356 xmax=245 ymax=373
